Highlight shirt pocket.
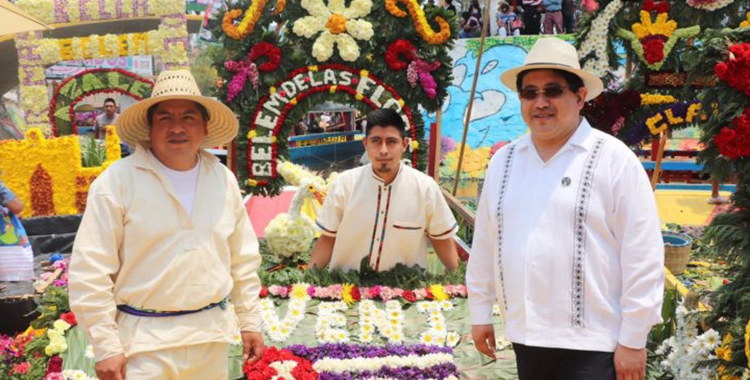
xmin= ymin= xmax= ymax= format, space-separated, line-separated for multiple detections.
xmin=392 ymin=221 xmax=423 ymax=232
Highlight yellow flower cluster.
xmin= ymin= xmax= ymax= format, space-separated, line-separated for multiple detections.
xmin=641 ymin=94 xmax=677 ymax=106
xmin=224 ymin=0 xmax=269 ymax=40
xmin=429 ymin=284 xmax=449 ymax=301
xmin=716 ymin=333 xmax=742 ymax=380
xmin=47 ymin=33 xmax=150 ymax=62
xmin=632 ymin=11 xmax=677 ymax=39
xmin=0 ymin=127 xmax=121 ymax=217
xmin=15 ymin=0 xmax=182 ymax=24
xmin=746 ymin=317 xmax=750 ymax=371
xmin=45 ymin=319 xmax=71 ymax=356
xmin=741 ymin=12 xmax=750 ymax=28
xmin=342 ymin=283 xmax=357 ymax=304
xmin=385 ymin=0 xmax=450 ymax=44
xmin=645 ymin=103 xmax=704 ymax=135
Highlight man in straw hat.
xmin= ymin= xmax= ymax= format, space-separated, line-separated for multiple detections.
xmin=69 ymin=70 xmax=263 ymax=380
xmin=467 ymin=37 xmax=664 ymax=380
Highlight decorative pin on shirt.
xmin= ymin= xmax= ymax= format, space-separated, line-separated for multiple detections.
xmin=561 ymin=177 xmax=572 ymax=187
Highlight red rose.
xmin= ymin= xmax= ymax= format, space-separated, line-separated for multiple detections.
xmin=402 ymin=290 xmax=416 ymax=302
xmin=259 ymin=286 xmax=268 ymax=298
xmin=60 ymin=312 xmax=77 ymax=326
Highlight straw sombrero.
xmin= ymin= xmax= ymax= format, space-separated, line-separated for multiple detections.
xmin=116 ymin=70 xmax=238 ymax=148
xmin=500 ymin=37 xmax=604 ymax=101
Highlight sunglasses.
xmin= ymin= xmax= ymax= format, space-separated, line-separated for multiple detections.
xmin=519 ymin=85 xmax=569 ymax=100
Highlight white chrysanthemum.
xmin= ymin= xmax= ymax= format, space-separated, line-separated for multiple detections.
xmin=420 ymin=331 xmax=436 ymax=345
xmin=84 ymin=344 xmax=95 ymax=359
xmin=446 ymin=332 xmax=460 ymax=347
xmin=293 ymin=0 xmax=374 ymax=62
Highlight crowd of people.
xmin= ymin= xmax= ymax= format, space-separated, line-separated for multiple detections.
xmin=449 ymin=0 xmax=578 ymax=38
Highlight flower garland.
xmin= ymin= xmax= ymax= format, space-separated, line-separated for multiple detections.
xmin=616 ymin=2 xmax=700 ymax=70
xmin=416 ymin=301 xmax=459 ymax=347
xmin=243 ymin=346 xmax=318 ymax=380
xmin=49 ymin=68 xmax=153 ymax=136
xmin=247 ymin=64 xmax=419 ymax=191
xmin=292 ymin=0 xmax=375 ymax=62
xmin=222 ymin=0 xmax=269 ymax=40
xmin=644 ymin=71 xmax=716 ymax=88
xmin=643 ymin=101 xmax=704 ymax=135
xmin=316 ymin=301 xmax=350 ymax=343
xmin=224 ymin=42 xmax=282 ymax=102
xmin=385 ymin=0 xmax=450 ymax=45
xmin=14 ymin=0 xmax=183 ymax=24
xmin=686 ymin=0 xmax=735 ymax=11
xmin=358 ymin=300 xmax=405 ymax=344
xmin=578 ymin=0 xmax=623 ymax=77
xmin=261 ymin=283 xmax=467 ymax=303
xmin=259 ymin=284 xmax=310 ymax=343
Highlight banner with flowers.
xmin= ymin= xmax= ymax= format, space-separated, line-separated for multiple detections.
xmin=210 ymin=0 xmax=457 ymax=196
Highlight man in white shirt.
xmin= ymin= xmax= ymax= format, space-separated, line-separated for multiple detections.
xmin=93 ymin=98 xmax=119 ymax=139
xmin=467 ymin=38 xmax=664 ymax=380
xmin=69 ymin=71 xmax=264 ymax=380
xmin=309 ymin=108 xmax=459 ymax=272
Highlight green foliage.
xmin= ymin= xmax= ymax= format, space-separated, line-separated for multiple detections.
xmin=258 ymin=239 xmax=466 ymax=288
xmin=30 ymin=286 xmax=70 ymax=331
xmin=80 ymin=135 xmax=107 ymax=168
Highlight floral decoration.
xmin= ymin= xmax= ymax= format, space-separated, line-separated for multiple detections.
xmin=316 ymin=301 xmax=350 ymax=343
xmin=578 ymin=0 xmax=623 ymax=77
xmin=416 ymin=301 xmax=458 ymax=347
xmin=259 ymin=283 xmax=310 ymax=342
xmin=714 ymin=43 xmax=750 ymax=97
xmin=714 ymin=107 xmax=750 ymax=159
xmin=243 ymin=346 xmax=318 ymax=380
xmin=261 ymin=283 xmax=467 ymax=303
xmin=686 ymin=0 xmax=735 ymax=11
xmin=384 ymin=0 xmax=450 ymax=45
xmin=222 ymin=0 xmax=270 ymax=40
xmin=741 ymin=12 xmax=750 ymax=28
xmin=224 ymin=42 xmax=282 ymax=102
xmin=640 ymin=93 xmax=678 ymax=106
xmin=292 ymin=0 xmax=374 ymax=62
xmin=358 ymin=300 xmax=404 ymax=344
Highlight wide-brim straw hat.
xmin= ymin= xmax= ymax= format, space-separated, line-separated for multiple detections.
xmin=116 ymin=70 xmax=238 ymax=148
xmin=500 ymin=37 xmax=604 ymax=101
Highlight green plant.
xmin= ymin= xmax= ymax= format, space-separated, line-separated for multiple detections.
xmin=80 ymin=135 xmax=106 ymax=168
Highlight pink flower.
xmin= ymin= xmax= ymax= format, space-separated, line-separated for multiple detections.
xmin=307 ymin=286 xmax=316 ymax=297
xmin=44 ymin=373 xmax=64 ymax=380
xmin=369 ymin=286 xmax=382 ymax=299
xmin=414 ymin=288 xmax=428 ymax=300
xmin=268 ymin=285 xmax=289 ymax=297
xmin=11 ymin=362 xmax=30 ymax=375
xmin=379 ymin=287 xmax=396 ymax=302
xmin=359 ymin=287 xmax=372 ymax=300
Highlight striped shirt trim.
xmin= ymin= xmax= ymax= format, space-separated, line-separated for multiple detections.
xmin=315 ymin=220 xmax=337 ymax=235
xmin=374 ymin=186 xmax=393 ymax=271
xmin=426 ymin=223 xmax=458 ymax=238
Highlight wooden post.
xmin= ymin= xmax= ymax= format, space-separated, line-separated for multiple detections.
xmin=651 ymin=131 xmax=668 ymax=191
xmin=433 ymin=107 xmax=443 ymax=181
xmin=452 ymin=0 xmax=492 ymax=196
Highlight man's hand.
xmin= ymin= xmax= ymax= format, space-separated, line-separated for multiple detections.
xmin=471 ymin=324 xmax=496 ymax=359
xmin=614 ymin=344 xmax=646 ymax=380
xmin=242 ymin=331 xmax=265 ymax=363
xmin=95 ymin=354 xmax=126 ymax=380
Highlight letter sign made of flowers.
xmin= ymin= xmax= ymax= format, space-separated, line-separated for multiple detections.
xmin=211 ymin=0 xmax=457 ymax=196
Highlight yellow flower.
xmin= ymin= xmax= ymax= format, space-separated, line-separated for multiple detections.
xmin=745 ymin=318 xmax=750 ymax=370
xmin=309 ymin=66 xmax=319 ymax=72
xmin=429 ymin=285 xmax=449 ymax=301
xmin=247 ymin=179 xmax=258 ymax=187
xmin=640 ymin=94 xmax=677 ymax=106
xmin=342 ymin=283 xmax=356 ymax=304
xmin=290 ymin=283 xmax=309 ymax=300
xmin=290 ymin=97 xmax=298 ymax=105
xmin=330 ymin=85 xmax=338 ymax=93
xmin=411 ymin=140 xmax=420 ymax=150
xmin=355 ymin=93 xmax=364 ymax=100
xmin=271 ymin=136 xmax=278 ymax=143
xmin=270 ymin=86 xmax=277 ymax=94
xmin=360 ymin=70 xmax=369 ymax=77
xmin=247 ymin=130 xmax=257 ymax=139
xmin=398 ymin=99 xmax=405 ymax=107
xmin=740 ymin=12 xmax=750 ymax=28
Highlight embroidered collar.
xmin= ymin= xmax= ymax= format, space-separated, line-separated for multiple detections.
xmin=370 ymin=162 xmax=404 ymax=186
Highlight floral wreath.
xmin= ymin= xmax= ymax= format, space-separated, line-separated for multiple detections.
xmin=49 ymin=68 xmax=154 ymax=136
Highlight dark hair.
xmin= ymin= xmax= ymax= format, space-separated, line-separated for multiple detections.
xmin=147 ymin=101 xmax=210 ymax=127
xmin=103 ymin=98 xmax=116 ymax=106
xmin=461 ymin=11 xmax=471 ymax=20
xmin=366 ymin=108 xmax=406 ymax=138
xmin=516 ymin=69 xmax=585 ymax=94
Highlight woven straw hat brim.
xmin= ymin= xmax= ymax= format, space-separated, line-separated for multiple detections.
xmin=116 ymin=94 xmax=239 ymax=148
xmin=501 ymin=63 xmax=604 ymax=102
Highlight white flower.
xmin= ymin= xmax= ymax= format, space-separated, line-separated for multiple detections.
xmin=292 ymin=0 xmax=374 ymax=62
xmin=84 ymin=344 xmax=95 ymax=358
xmin=446 ymin=332 xmax=460 ymax=347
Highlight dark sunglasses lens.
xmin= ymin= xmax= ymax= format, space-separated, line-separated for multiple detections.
xmin=520 ymin=88 xmax=538 ymax=100
xmin=544 ymin=86 xmax=565 ymax=98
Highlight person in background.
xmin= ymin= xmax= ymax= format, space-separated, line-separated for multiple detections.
xmin=542 ymin=0 xmax=564 ymax=34
xmin=497 ymin=2 xmax=521 ymax=37
xmin=562 ymin=0 xmax=576 ymax=33
xmin=469 ymin=0 xmax=482 ymax=20
xmin=521 ymin=0 xmax=543 ymax=34
xmin=94 ymin=98 xmax=119 ymax=140
xmin=0 ymin=179 xmax=31 ymax=282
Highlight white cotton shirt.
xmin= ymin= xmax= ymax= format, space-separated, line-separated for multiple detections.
xmin=154 ymin=153 xmax=200 ymax=217
xmin=315 ymin=163 xmax=458 ymax=272
xmin=467 ymin=119 xmax=664 ymax=352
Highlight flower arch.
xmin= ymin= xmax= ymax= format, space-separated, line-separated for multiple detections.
xmin=49 ymin=68 xmax=154 ymax=136
xmin=211 ymin=0 xmax=458 ymax=196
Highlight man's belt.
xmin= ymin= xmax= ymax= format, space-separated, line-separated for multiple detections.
xmin=116 ymin=296 xmax=230 ymax=317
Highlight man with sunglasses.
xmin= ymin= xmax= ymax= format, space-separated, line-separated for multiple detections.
xmin=467 ymin=38 xmax=664 ymax=380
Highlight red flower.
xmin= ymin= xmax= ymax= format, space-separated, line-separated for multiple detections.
xmin=385 ymin=40 xmax=417 ymax=71
xmin=243 ymin=346 xmax=317 ymax=380
xmin=655 ymin=1 xmax=670 ymax=13
xmin=642 ymin=0 xmax=656 ymax=12
xmin=425 ymin=287 xmax=435 ymax=300
xmin=259 ymin=286 xmax=268 ymax=298
xmin=715 ymin=43 xmax=750 ymax=96
xmin=642 ymin=37 xmax=666 ymax=64
xmin=46 ymin=355 xmax=63 ymax=374
xmin=723 ymin=278 xmax=729 ymax=285
xmin=60 ymin=312 xmax=77 ymax=326
xmin=350 ymin=286 xmax=361 ymax=302
xmin=402 ymin=290 xmax=416 ymax=302
xmin=714 ymin=61 xmax=729 ymax=80
xmin=249 ymin=42 xmax=282 ymax=72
